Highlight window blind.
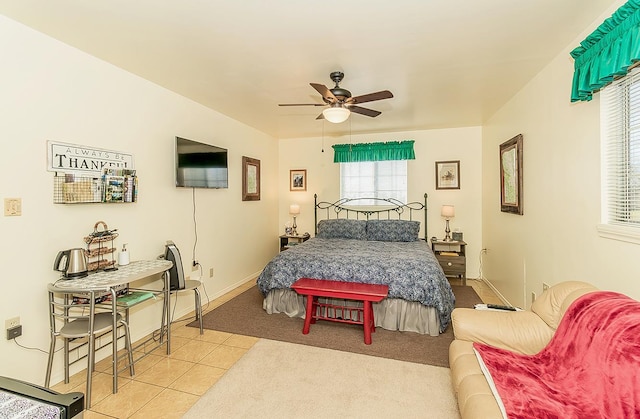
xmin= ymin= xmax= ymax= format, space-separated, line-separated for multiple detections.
xmin=601 ymin=67 xmax=640 ymax=228
xmin=340 ymin=160 xmax=407 ymax=204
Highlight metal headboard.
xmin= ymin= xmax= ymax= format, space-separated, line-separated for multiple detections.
xmin=314 ymin=193 xmax=429 ymax=240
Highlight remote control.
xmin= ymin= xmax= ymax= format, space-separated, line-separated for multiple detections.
xmin=487 ymin=304 xmax=517 ymax=311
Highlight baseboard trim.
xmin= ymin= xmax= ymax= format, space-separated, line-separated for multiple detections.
xmin=478 ymin=277 xmax=510 ymax=305
xmin=206 ymin=272 xmax=259 ymax=302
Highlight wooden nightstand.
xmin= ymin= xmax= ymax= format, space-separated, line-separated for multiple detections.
xmin=279 ymin=233 xmax=310 ymax=251
xmin=431 ymin=239 xmax=467 ymax=286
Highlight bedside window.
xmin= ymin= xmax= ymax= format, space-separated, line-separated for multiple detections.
xmin=340 ymin=160 xmax=407 ymax=204
xmin=599 ymin=67 xmax=640 ymax=244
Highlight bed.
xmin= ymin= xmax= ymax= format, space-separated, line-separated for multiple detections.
xmin=257 ymin=195 xmax=456 ymax=336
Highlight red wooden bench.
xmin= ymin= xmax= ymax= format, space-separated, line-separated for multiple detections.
xmin=291 ymin=278 xmax=389 ymax=345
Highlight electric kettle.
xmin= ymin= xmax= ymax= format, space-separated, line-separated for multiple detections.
xmin=54 ymin=248 xmax=88 ymax=278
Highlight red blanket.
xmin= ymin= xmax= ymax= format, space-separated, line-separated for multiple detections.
xmin=474 ymin=291 xmax=640 ymax=418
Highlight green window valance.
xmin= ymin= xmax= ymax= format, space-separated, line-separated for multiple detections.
xmin=332 ymin=140 xmax=415 ymax=163
xmin=571 ymin=0 xmax=640 ymax=102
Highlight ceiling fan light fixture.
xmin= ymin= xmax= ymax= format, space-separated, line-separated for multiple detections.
xmin=322 ymin=106 xmax=350 ymax=123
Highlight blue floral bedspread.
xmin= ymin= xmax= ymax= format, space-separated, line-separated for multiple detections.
xmin=256 ymin=237 xmax=456 ymax=331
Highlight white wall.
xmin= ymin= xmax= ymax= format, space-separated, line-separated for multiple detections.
xmin=0 ymin=16 xmax=278 ymax=384
xmin=278 ymin=127 xmax=483 ymax=277
xmin=482 ymin=1 xmax=639 ymax=307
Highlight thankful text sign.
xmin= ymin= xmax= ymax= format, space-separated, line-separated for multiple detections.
xmin=47 ymin=141 xmax=134 ymax=175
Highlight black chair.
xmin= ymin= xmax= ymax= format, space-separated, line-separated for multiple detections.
xmin=161 ymin=241 xmax=203 ymax=334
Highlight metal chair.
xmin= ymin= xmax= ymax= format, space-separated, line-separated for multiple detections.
xmin=45 ymin=284 xmax=135 ymax=408
xmin=162 ymin=241 xmax=204 ymax=334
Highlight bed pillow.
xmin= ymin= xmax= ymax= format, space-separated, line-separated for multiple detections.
xmin=316 ymin=219 xmax=367 ymax=240
xmin=366 ymin=219 xmax=420 ymax=242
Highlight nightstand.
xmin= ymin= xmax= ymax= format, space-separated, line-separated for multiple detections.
xmin=431 ymin=239 xmax=467 ymax=286
xmin=279 ymin=233 xmax=310 ymax=252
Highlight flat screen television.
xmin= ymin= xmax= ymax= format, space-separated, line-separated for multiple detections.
xmin=175 ymin=136 xmax=228 ymax=188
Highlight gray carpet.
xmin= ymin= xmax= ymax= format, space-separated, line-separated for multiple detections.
xmin=188 ymin=285 xmax=481 ymax=367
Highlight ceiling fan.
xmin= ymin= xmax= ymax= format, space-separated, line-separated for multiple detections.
xmin=278 ymin=71 xmax=393 ymax=123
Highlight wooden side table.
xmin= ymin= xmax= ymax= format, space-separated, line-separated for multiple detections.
xmin=279 ymin=233 xmax=310 ymax=251
xmin=431 ymin=239 xmax=467 ymax=286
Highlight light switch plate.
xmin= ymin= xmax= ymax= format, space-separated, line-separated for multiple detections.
xmin=4 ymin=198 xmax=21 ymax=216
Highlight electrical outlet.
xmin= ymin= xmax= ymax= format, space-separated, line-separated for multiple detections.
xmin=542 ymin=282 xmax=550 ymax=292
xmin=531 ymin=291 xmax=537 ymax=303
xmin=5 ymin=317 xmax=20 ymax=330
xmin=5 ymin=317 xmax=21 ymax=340
xmin=209 ymin=268 xmax=214 ymax=278
xmin=7 ymin=325 xmax=22 ymax=340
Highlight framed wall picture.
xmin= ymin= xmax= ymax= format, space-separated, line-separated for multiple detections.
xmin=242 ymin=156 xmax=260 ymax=201
xmin=435 ymin=160 xmax=460 ymax=190
xmin=290 ymin=169 xmax=307 ymax=191
xmin=500 ymin=134 xmax=523 ymax=215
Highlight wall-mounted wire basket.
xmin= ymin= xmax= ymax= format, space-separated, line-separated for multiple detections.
xmin=53 ymin=170 xmax=137 ymax=204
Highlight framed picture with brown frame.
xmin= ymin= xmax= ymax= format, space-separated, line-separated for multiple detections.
xmin=499 ymin=134 xmax=523 ymax=215
xmin=435 ymin=160 xmax=460 ymax=190
xmin=242 ymin=156 xmax=260 ymax=201
xmin=290 ymin=169 xmax=307 ymax=191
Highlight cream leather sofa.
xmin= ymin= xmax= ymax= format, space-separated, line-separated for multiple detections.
xmin=448 ymin=281 xmax=598 ymax=419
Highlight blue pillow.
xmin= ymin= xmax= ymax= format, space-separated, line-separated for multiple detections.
xmin=316 ymin=219 xmax=367 ymax=240
xmin=366 ymin=220 xmax=420 ymax=242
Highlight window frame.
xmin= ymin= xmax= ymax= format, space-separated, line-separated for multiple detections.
xmin=339 ymin=160 xmax=408 ymax=205
xmin=597 ymin=67 xmax=640 ymax=245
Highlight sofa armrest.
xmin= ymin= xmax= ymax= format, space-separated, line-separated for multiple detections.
xmin=451 ymin=308 xmax=554 ymax=355
xmin=531 ymin=281 xmax=598 ymax=330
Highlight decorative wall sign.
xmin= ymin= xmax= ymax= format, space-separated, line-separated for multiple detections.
xmin=48 ymin=141 xmax=137 ymax=204
xmin=47 ymin=141 xmax=134 ymax=175
xmin=435 ymin=160 xmax=460 ymax=190
xmin=500 ymin=134 xmax=523 ymax=215
xmin=242 ymin=156 xmax=261 ymax=201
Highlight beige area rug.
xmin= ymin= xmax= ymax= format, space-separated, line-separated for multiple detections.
xmin=188 ymin=285 xmax=481 ymax=367
xmin=183 ymin=339 xmax=461 ymax=419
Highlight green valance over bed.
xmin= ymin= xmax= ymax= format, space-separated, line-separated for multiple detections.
xmin=332 ymin=140 xmax=415 ymax=163
xmin=571 ymin=0 xmax=640 ymax=102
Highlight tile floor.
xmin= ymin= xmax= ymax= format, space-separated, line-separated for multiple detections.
xmin=51 ymin=278 xmax=502 ymax=418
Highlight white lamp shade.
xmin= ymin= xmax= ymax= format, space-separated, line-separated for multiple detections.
xmin=322 ymin=107 xmax=350 ymax=123
xmin=289 ymin=204 xmax=300 ymax=215
xmin=441 ymin=205 xmax=455 ymax=218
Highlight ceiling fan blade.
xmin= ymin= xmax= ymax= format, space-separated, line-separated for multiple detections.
xmin=348 ymin=90 xmax=393 ymax=104
xmin=310 ymin=83 xmax=337 ymax=103
xmin=316 ymin=112 xmax=325 ymax=120
xmin=278 ymin=103 xmax=326 ymax=107
xmin=349 ymin=106 xmax=382 ymax=118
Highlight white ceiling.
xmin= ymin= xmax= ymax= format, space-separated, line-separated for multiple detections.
xmin=0 ymin=1 xmax=617 ymax=139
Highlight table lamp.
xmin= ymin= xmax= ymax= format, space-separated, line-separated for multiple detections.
xmin=441 ymin=205 xmax=455 ymax=241
xmin=289 ymin=204 xmax=300 ymax=236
